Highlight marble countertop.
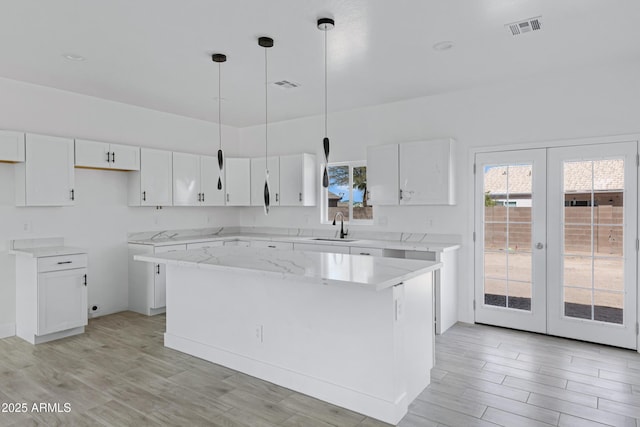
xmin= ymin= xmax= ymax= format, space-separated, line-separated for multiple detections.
xmin=9 ymin=246 xmax=87 ymax=258
xmin=135 ymin=246 xmax=441 ymax=291
xmin=128 ymin=232 xmax=460 ymax=253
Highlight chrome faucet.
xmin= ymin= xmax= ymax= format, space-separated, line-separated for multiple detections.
xmin=332 ymin=212 xmax=348 ymax=239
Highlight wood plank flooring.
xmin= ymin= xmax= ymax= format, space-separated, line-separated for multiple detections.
xmin=1 ymin=313 xmax=640 ymax=426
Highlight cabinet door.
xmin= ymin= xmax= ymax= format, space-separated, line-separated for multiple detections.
xmin=153 ymin=244 xmax=186 ymax=308
xmin=225 ymin=158 xmax=251 ymax=206
xmin=349 ymin=246 xmax=385 ymax=256
xmin=399 ymin=139 xmax=454 ymax=205
xmin=37 ymin=268 xmax=88 ymax=335
xmin=24 ymin=134 xmax=75 ymax=206
xmin=367 ymin=144 xmax=399 ymax=205
xmin=75 ymin=139 xmax=110 ymax=169
xmin=279 ymin=154 xmax=302 ymax=206
xmin=110 ymin=143 xmax=140 ymax=171
xmin=200 ymin=155 xmax=225 ymax=206
xmin=249 ymin=240 xmax=293 ymax=250
xmin=0 ymin=130 xmax=25 ymax=162
xmin=293 ymin=242 xmax=351 ymax=254
xmin=172 ymin=152 xmax=200 ymax=206
xmin=140 ymin=148 xmax=173 ymax=206
xmin=251 ymin=156 xmax=280 ymax=206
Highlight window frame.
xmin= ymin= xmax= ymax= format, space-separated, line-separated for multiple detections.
xmin=320 ymin=160 xmax=373 ymax=225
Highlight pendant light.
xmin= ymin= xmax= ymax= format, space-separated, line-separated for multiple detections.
xmin=212 ymin=53 xmax=227 ymax=190
xmin=259 ymin=36 xmax=274 ymax=215
xmin=318 ymin=17 xmax=334 ymax=188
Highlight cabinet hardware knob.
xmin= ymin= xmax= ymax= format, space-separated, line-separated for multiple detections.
xmin=142 ymin=191 xmax=146 ymax=201
xmin=70 ymin=189 xmax=75 ymax=201
xmin=535 ymin=242 xmax=545 ymax=250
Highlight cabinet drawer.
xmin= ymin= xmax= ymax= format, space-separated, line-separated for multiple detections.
xmin=187 ymin=241 xmax=224 ymax=250
xmin=349 ymin=246 xmax=385 ymax=257
xmin=293 ymin=243 xmax=350 ymax=254
xmin=155 ymin=244 xmax=187 ymax=254
xmin=250 ymin=240 xmax=294 ymax=250
xmin=38 ymin=254 xmax=88 ymax=272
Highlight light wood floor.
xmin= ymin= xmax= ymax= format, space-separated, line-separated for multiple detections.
xmin=1 ymin=313 xmax=640 ymax=426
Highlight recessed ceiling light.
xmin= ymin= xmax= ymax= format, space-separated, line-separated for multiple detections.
xmin=62 ymin=53 xmax=86 ymax=62
xmin=432 ymin=41 xmax=454 ymax=51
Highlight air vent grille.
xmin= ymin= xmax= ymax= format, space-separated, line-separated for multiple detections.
xmin=272 ymin=80 xmax=301 ymax=90
xmin=506 ymin=16 xmax=542 ymax=36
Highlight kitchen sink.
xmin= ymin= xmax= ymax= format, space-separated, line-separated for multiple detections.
xmin=312 ymin=238 xmax=358 ymax=242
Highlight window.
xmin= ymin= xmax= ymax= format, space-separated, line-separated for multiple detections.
xmin=322 ymin=161 xmax=373 ymax=224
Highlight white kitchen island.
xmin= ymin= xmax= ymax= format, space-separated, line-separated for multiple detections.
xmin=135 ymin=246 xmax=441 ymax=425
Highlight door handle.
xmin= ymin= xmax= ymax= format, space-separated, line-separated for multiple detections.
xmin=535 ymin=242 xmax=545 ymax=250
xmin=156 ymin=264 xmax=160 ymax=275
xmin=84 ymin=274 xmax=87 ymax=286
xmin=106 ymin=152 xmax=111 ymax=163
xmin=226 ymin=194 xmax=230 ymax=202
xmin=142 ymin=191 xmax=146 ymax=201
xmin=112 ymin=152 xmax=115 ymax=163
xmin=299 ymin=192 xmax=302 ymax=202
xmin=275 ymin=193 xmax=279 ymax=202
xmin=201 ymin=192 xmax=205 ymax=202
xmin=70 ymin=189 xmax=75 ymax=201
xmin=197 ymin=193 xmax=201 ymax=202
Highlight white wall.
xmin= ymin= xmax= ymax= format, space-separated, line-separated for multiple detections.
xmin=238 ymin=60 xmax=640 ymax=323
xmin=0 ymin=77 xmax=242 ymax=335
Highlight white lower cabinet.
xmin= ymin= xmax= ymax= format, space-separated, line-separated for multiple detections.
xmin=249 ymin=240 xmax=293 ymax=250
xmin=349 ymin=246 xmax=385 ymax=257
xmin=128 ymin=243 xmax=186 ymax=315
xmin=224 ymin=240 xmax=251 ymax=247
xmin=15 ymin=253 xmax=88 ymax=344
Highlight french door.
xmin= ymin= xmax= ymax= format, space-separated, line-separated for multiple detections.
xmin=475 ymin=142 xmax=638 ymax=349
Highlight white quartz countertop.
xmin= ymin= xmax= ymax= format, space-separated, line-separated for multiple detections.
xmin=128 ymin=233 xmax=460 ymax=253
xmin=134 ymin=246 xmax=441 ymax=291
xmin=9 ymin=246 xmax=87 ymax=258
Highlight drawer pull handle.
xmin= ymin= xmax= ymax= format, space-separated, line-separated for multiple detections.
xmin=268 ymin=245 xmax=276 ymax=248
xmin=360 ymin=252 xmax=370 ymax=256
xmin=57 ymin=261 xmax=73 ymax=265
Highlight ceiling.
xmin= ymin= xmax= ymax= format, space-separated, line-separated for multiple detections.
xmin=0 ymin=0 xmax=638 ymax=127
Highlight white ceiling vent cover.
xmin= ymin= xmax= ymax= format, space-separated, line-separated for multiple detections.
xmin=272 ymin=80 xmax=301 ymax=90
xmin=506 ymin=16 xmax=542 ymax=36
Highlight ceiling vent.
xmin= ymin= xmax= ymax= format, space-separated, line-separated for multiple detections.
xmin=506 ymin=16 xmax=542 ymax=36
xmin=272 ymin=80 xmax=301 ymax=90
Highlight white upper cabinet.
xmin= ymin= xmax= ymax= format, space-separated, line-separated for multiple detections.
xmin=367 ymin=144 xmax=399 ymax=205
xmin=199 ymin=155 xmax=225 ymax=206
xmin=399 ymin=139 xmax=455 ymax=205
xmin=251 ymin=156 xmax=280 ymax=206
xmin=173 ymin=152 xmax=225 ymax=206
xmin=16 ymin=134 xmax=75 ymax=206
xmin=172 ymin=152 xmax=199 ymax=206
xmin=128 ymin=148 xmax=173 ymax=206
xmin=0 ymin=130 xmax=25 ymax=162
xmin=225 ymin=158 xmax=251 ymax=206
xmin=367 ymin=139 xmax=455 ymax=206
xmin=75 ymin=139 xmax=140 ymax=171
xmin=279 ymin=153 xmax=316 ymax=206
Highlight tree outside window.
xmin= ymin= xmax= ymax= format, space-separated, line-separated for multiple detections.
xmin=323 ymin=161 xmax=373 ymax=224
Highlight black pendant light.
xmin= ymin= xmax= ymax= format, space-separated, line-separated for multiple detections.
xmin=212 ymin=53 xmax=227 ymax=190
xmin=318 ymin=17 xmax=334 ymax=188
xmin=259 ymin=36 xmax=274 ymax=215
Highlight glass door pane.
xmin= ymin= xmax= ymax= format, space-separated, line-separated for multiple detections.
xmin=562 ymin=159 xmax=624 ymax=324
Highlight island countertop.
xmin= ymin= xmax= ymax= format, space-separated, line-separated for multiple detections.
xmin=134 ymin=246 xmax=441 ymax=291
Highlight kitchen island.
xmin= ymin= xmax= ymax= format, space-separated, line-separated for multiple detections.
xmin=135 ymin=246 xmax=441 ymax=425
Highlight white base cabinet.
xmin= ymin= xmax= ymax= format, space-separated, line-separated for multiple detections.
xmin=0 ymin=130 xmax=25 ymax=162
xmin=16 ymin=134 xmax=75 ymax=206
xmin=15 ymin=253 xmax=88 ymax=344
xmin=128 ymin=243 xmax=186 ymax=315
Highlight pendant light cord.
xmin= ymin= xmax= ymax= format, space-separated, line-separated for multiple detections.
xmin=265 ymin=47 xmax=268 ymax=162
xmin=324 ymin=27 xmax=328 ymax=138
xmin=218 ymin=62 xmax=222 ymax=151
